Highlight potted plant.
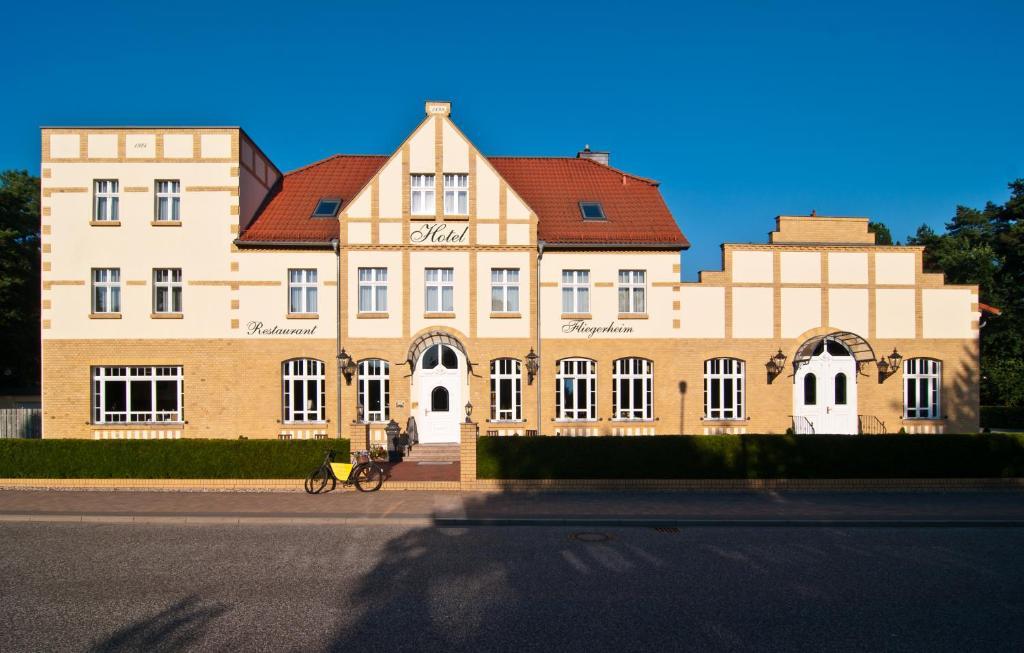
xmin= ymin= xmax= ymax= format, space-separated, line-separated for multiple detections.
xmin=369 ymin=444 xmax=389 ymax=463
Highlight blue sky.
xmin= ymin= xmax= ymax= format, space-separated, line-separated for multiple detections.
xmin=3 ymin=0 xmax=1021 ymax=278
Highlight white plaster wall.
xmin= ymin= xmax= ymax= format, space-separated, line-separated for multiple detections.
xmin=507 ymin=191 xmax=531 ymax=220
xmin=875 ymin=252 xmax=916 ymax=285
xmin=780 ymin=252 xmax=821 ymax=284
xmin=875 ymin=289 xmax=915 ymax=338
xmin=378 ymin=156 xmax=402 ymax=218
xmin=408 ymin=120 xmax=434 ymax=173
xmin=828 ymin=288 xmax=868 ymax=336
xmin=732 ymin=287 xmax=773 ymax=338
xmin=477 ymin=223 xmax=499 ymax=245
xmin=201 ymin=134 xmax=231 ymax=158
xmin=476 ymin=154 xmax=500 ymax=219
xmin=347 ymin=250 xmax=403 ymax=339
xmin=50 ymin=134 xmax=80 ymax=158
xmin=163 ymin=135 xmax=193 ymax=158
xmin=347 ymin=222 xmax=371 ymax=244
xmin=828 ymin=252 xmax=868 ymax=285
xmin=477 ymin=252 xmax=531 ymax=338
xmin=236 ymin=252 xmax=336 ymax=339
xmin=126 ymin=134 xmax=156 ymax=159
xmin=345 ymin=191 xmax=371 ymax=221
xmin=507 ymin=223 xmax=531 ymax=245
xmin=731 ymin=250 xmax=773 ymax=283
xmin=678 ymin=287 xmax=725 ymax=338
xmin=87 ymin=134 xmax=118 ymax=158
xmin=922 ymin=289 xmax=976 ymax=338
xmin=442 ymin=120 xmax=469 ymax=172
xmin=781 ymin=287 xmax=821 ymax=337
xmin=379 ymin=222 xmax=402 ymax=245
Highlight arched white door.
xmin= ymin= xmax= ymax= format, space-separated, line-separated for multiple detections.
xmin=793 ymin=339 xmax=858 ymax=434
xmin=414 ymin=344 xmax=462 ymax=443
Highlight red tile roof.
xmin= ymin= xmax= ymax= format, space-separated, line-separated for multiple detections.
xmin=239 ymin=154 xmax=687 ymax=248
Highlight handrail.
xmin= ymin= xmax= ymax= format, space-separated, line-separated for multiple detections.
xmin=858 ymin=415 xmax=887 ymax=435
xmin=792 ymin=416 xmax=815 ymax=434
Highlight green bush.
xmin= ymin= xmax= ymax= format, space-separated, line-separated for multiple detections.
xmin=981 ymin=406 xmax=1024 ymax=429
xmin=0 ymin=439 xmax=350 ymax=479
xmin=477 ymin=434 xmax=1024 ymax=480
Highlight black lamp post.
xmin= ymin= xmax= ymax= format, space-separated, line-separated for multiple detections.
xmin=338 ymin=348 xmax=357 ymax=385
xmin=877 ymin=348 xmax=903 ymax=381
xmin=765 ymin=349 xmax=787 ymax=383
xmin=525 ymin=348 xmax=539 ymax=385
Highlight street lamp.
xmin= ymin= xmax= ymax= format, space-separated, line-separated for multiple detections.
xmin=877 ymin=348 xmax=903 ymax=381
xmin=464 ymin=400 xmax=473 ymax=423
xmin=525 ymin=348 xmax=539 ymax=385
xmin=338 ymin=348 xmax=357 ymax=385
xmin=765 ymin=349 xmax=787 ymax=383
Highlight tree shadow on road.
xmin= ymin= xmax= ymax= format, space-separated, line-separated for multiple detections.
xmin=87 ymin=595 xmax=228 ymax=653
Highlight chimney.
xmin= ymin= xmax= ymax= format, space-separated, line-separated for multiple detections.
xmin=577 ymin=144 xmax=610 ymax=166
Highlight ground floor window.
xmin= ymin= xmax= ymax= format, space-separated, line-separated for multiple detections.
xmin=556 ymin=358 xmax=596 ymax=421
xmin=490 ymin=358 xmax=522 ymax=421
xmin=904 ymin=358 xmax=941 ymax=419
xmin=704 ymin=358 xmax=744 ymax=420
xmin=613 ymin=357 xmax=653 ymax=420
xmin=358 ymin=359 xmax=390 ymax=422
xmin=92 ymin=366 xmax=183 ymax=424
xmin=282 ymin=358 xmax=325 ymax=423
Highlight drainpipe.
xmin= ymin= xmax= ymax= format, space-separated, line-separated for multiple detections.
xmin=536 ymin=240 xmax=545 ymax=434
xmin=332 ymin=238 xmax=342 ymax=437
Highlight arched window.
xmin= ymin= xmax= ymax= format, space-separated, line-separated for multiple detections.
xmin=490 ymin=359 xmax=522 ymax=421
xmin=282 ymin=358 xmax=325 ymax=423
xmin=556 ymin=358 xmax=596 ymax=421
xmin=704 ymin=358 xmax=744 ymax=420
xmin=613 ymin=358 xmax=653 ymax=420
xmin=904 ymin=358 xmax=941 ymax=419
xmin=431 ymin=386 xmax=450 ymax=412
xmin=834 ymin=373 xmax=847 ymax=405
xmin=357 ymin=359 xmax=390 ymax=422
xmin=803 ymin=373 xmax=817 ymax=406
xmin=422 ymin=344 xmax=458 ymax=370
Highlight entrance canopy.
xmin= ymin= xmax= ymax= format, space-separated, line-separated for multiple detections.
xmin=793 ymin=331 xmax=875 ymax=370
xmin=406 ymin=331 xmax=475 ymax=374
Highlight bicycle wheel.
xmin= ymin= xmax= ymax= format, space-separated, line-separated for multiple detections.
xmin=305 ymin=466 xmax=329 ymax=494
xmin=353 ymin=463 xmax=384 ymax=492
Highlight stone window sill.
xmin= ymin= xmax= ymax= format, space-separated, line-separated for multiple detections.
xmin=90 ymin=220 xmax=121 ymax=227
xmin=151 ymin=313 xmax=183 ymax=319
xmin=490 ymin=312 xmax=521 ymax=319
xmin=610 ymin=418 xmax=656 ymax=423
xmin=561 ymin=313 xmax=592 ymax=320
xmin=443 ymin=215 xmax=469 ymax=222
xmin=89 ymin=312 xmax=122 ymax=319
xmin=287 ymin=313 xmax=319 ymax=320
xmin=410 ymin=214 xmax=436 ymax=221
xmin=618 ymin=313 xmax=649 ymax=320
xmin=357 ymin=312 xmax=390 ymax=319
xmin=701 ymin=417 xmax=750 ymax=425
xmin=92 ymin=422 xmax=184 ymax=429
xmin=901 ymin=417 xmax=946 ymax=422
xmin=151 ymin=220 xmax=182 ymax=227
xmin=424 ymin=312 xmax=456 ymax=319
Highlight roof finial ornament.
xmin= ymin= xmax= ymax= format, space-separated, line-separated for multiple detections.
xmin=583 ymin=144 xmax=591 ymax=152
xmin=810 ymin=209 xmax=816 ymax=217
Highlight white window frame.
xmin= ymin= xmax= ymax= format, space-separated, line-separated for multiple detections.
xmin=561 ymin=270 xmax=590 ymax=314
xmin=425 ymin=267 xmax=454 ymax=312
xmin=443 ymin=173 xmax=468 ymax=215
xmin=613 ymin=358 xmax=653 ymax=420
xmin=288 ymin=269 xmax=318 ymax=314
xmin=410 ymin=174 xmax=435 ymax=215
xmin=490 ymin=359 xmax=522 ymax=422
xmin=155 ymin=180 xmax=181 ymax=222
xmin=556 ymin=358 xmax=597 ymax=421
xmin=904 ymin=358 xmax=942 ymax=419
xmin=282 ymin=358 xmax=326 ymax=423
xmin=704 ymin=358 xmax=745 ymax=420
xmin=92 ymin=366 xmax=183 ymax=424
xmin=358 ymin=267 xmax=388 ymax=313
xmin=618 ymin=270 xmax=646 ymax=314
xmin=490 ymin=268 xmax=520 ymax=313
xmin=91 ymin=268 xmax=121 ymax=314
xmin=358 ymin=359 xmax=390 ymax=422
xmin=152 ymin=268 xmax=182 ymax=314
xmin=93 ymin=180 xmax=119 ymax=222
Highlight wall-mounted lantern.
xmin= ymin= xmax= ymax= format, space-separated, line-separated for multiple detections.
xmin=765 ymin=349 xmax=787 ymax=383
xmin=525 ymin=348 xmax=539 ymax=385
xmin=338 ymin=348 xmax=357 ymax=385
xmin=877 ymin=348 xmax=903 ymax=382
xmin=464 ymin=400 xmax=474 ymax=423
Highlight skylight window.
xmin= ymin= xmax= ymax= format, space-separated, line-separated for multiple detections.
xmin=579 ymin=201 xmax=606 ymax=220
xmin=312 ymin=198 xmax=341 ymax=218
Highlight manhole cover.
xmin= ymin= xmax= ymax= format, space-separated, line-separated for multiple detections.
xmin=570 ymin=532 xmax=611 ymax=543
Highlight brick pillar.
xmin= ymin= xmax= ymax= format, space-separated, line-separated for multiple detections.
xmin=348 ymin=421 xmax=369 ymax=451
xmin=460 ymin=421 xmax=479 ymax=486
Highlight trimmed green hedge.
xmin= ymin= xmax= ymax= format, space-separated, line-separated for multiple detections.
xmin=477 ymin=434 xmax=1024 ymax=480
xmin=0 ymin=439 xmax=349 ymax=479
xmin=981 ymin=406 xmax=1024 ymax=429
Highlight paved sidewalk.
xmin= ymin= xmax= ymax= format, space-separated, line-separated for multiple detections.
xmin=2 ymin=489 xmax=1023 ymax=526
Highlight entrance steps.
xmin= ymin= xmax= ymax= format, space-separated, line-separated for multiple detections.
xmin=404 ymin=443 xmax=461 ymax=463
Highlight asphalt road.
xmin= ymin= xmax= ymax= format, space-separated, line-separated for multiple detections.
xmin=2 ymin=523 xmax=1022 ymax=652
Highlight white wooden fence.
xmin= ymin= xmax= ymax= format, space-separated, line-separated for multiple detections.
xmin=0 ymin=408 xmax=42 ymax=438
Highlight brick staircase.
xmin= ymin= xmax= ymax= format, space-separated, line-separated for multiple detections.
xmin=403 ymin=443 xmax=461 ymax=463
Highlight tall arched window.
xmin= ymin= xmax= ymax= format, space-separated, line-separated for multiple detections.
xmin=904 ymin=358 xmax=941 ymax=419
xmin=556 ymin=358 xmax=596 ymax=421
xmin=704 ymin=358 xmax=744 ymax=420
xmin=358 ymin=359 xmax=390 ymax=422
xmin=282 ymin=358 xmax=325 ymax=423
xmin=803 ymin=373 xmax=817 ymax=406
xmin=490 ymin=359 xmax=522 ymax=421
xmin=613 ymin=358 xmax=653 ymax=420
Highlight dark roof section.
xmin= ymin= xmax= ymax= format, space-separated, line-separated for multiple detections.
xmin=239 ymin=154 xmax=688 ymax=248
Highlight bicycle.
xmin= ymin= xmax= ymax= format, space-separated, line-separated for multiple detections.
xmin=304 ymin=449 xmax=385 ymax=493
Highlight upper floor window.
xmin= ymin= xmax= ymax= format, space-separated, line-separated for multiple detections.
xmin=613 ymin=358 xmax=653 ymax=420
xmin=94 ymin=180 xmax=119 ymax=221
xmin=312 ymin=198 xmax=341 ymax=218
xmin=411 ymin=174 xmax=435 ymax=215
xmin=155 ymin=180 xmax=180 ymax=222
xmin=92 ymin=268 xmax=121 ymax=314
xmin=282 ymin=358 xmax=325 ymax=423
xmin=704 ymin=358 xmax=745 ymax=420
xmin=288 ymin=269 xmax=318 ymax=314
xmin=358 ymin=359 xmax=390 ymax=422
xmin=92 ymin=365 xmax=183 ymax=424
xmin=904 ymin=358 xmax=941 ymax=419
xmin=491 ymin=268 xmax=520 ymax=313
xmin=618 ymin=270 xmax=646 ymax=314
xmin=425 ymin=267 xmax=454 ymax=313
xmin=579 ymin=201 xmax=606 ymax=220
xmin=444 ymin=174 xmax=469 ymax=215
xmin=556 ymin=358 xmax=596 ymax=421
xmin=561 ymin=270 xmax=590 ymax=314
xmin=490 ymin=358 xmax=522 ymax=422
xmin=153 ymin=268 xmax=182 ymax=314
xmin=358 ymin=268 xmax=388 ymax=313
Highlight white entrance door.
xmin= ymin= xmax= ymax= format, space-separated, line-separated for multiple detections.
xmin=793 ymin=339 xmax=858 ymax=434
xmin=415 ymin=344 xmax=462 ymax=443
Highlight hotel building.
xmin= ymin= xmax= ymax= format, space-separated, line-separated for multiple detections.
xmin=39 ymin=101 xmax=981 ymax=444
